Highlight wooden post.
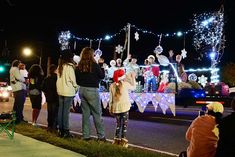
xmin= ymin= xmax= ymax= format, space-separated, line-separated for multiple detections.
xmin=127 ymin=23 xmax=131 ymax=57
xmin=47 ymin=57 xmax=51 ymax=77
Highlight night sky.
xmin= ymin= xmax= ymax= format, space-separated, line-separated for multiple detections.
xmin=0 ymin=0 xmax=234 ymax=70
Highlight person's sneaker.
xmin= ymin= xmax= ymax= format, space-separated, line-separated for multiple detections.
xmin=58 ymin=130 xmax=64 ymax=137
xmin=97 ymin=137 xmax=106 ymax=142
xmin=21 ymin=119 xmax=28 ymax=123
xmin=63 ymin=133 xmax=74 ymax=138
xmin=63 ymin=130 xmax=74 ymax=138
xmin=120 ymin=138 xmax=128 ymax=148
xmin=32 ymin=122 xmax=39 ymax=127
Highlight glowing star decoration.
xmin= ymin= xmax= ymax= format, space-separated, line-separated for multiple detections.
xmin=58 ymin=31 xmax=72 ymax=50
xmin=188 ymin=73 xmax=198 ymax=81
xmin=181 ymin=49 xmax=187 ymax=59
xmin=115 ymin=44 xmax=123 ymax=54
xmin=134 ymin=31 xmax=139 ymax=41
xmin=198 ymin=75 xmax=208 ymax=87
xmin=154 ymin=45 xmax=163 ymax=54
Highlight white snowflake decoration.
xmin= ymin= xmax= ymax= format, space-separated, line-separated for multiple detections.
xmin=181 ymin=48 xmax=187 ymax=59
xmin=188 ymin=73 xmax=197 ymax=81
xmin=198 ymin=75 xmax=208 ymax=87
xmin=58 ymin=31 xmax=71 ymax=50
xmin=134 ymin=32 xmax=139 ymax=41
xmin=115 ymin=44 xmax=123 ymax=54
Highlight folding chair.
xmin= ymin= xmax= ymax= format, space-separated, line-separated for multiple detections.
xmin=0 ymin=111 xmax=16 ymax=140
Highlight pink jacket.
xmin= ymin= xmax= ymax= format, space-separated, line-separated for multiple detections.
xmin=186 ymin=115 xmax=218 ymax=157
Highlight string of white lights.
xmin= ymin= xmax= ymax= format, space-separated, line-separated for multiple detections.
xmin=58 ymin=24 xmax=194 ymax=48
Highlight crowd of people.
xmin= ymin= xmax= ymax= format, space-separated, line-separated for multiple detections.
xmin=9 ymin=47 xmax=235 ymax=154
xmin=9 ymin=47 xmax=136 ymax=147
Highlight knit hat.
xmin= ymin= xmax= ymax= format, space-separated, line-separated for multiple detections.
xmin=113 ymin=69 xmax=125 ymax=84
xmin=206 ymin=102 xmax=224 ymax=113
xmin=110 ymin=60 xmax=116 ymax=66
xmin=147 ymin=55 xmax=155 ymax=61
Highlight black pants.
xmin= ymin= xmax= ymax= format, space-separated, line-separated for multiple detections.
xmin=47 ymin=101 xmax=59 ymax=129
xmin=114 ymin=112 xmax=129 ymax=139
xmin=13 ymin=90 xmax=26 ymax=122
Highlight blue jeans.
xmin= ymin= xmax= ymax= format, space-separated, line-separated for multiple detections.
xmin=58 ymin=96 xmax=73 ymax=130
xmin=79 ymin=86 xmax=105 ymax=139
xmin=147 ymin=77 xmax=157 ymax=92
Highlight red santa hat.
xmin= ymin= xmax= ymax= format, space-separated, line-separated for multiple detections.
xmin=113 ymin=69 xmax=126 ymax=84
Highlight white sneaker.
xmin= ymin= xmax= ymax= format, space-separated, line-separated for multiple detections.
xmin=32 ymin=123 xmax=38 ymax=127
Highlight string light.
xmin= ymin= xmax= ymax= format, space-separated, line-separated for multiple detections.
xmin=58 ymin=24 xmax=193 ymax=48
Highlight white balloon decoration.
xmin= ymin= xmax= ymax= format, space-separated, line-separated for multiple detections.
xmin=156 ymin=55 xmax=169 ymax=66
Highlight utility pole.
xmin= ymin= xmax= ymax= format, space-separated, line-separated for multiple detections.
xmin=39 ymin=47 xmax=42 ymax=66
xmin=127 ymin=23 xmax=131 ymax=57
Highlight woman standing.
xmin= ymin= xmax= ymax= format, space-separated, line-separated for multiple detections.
xmin=57 ymin=50 xmax=78 ymax=138
xmin=28 ymin=64 xmax=44 ymax=126
xmin=75 ymin=47 xmax=106 ymax=141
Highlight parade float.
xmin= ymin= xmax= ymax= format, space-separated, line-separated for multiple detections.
xmin=58 ymin=5 xmax=232 ymax=116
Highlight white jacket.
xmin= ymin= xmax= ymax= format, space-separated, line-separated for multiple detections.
xmin=109 ymin=79 xmax=136 ymax=113
xmin=10 ymin=67 xmax=26 ymax=92
xmin=56 ymin=63 xmax=78 ymax=97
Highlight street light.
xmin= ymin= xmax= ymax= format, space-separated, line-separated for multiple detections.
xmin=22 ymin=47 xmax=42 ymax=66
xmin=23 ymin=47 xmax=32 ymax=56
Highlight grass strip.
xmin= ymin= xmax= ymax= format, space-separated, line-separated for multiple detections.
xmin=15 ymin=123 xmax=174 ymax=157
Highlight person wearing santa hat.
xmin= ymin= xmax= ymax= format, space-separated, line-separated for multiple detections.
xmin=109 ymin=69 xmax=136 ymax=148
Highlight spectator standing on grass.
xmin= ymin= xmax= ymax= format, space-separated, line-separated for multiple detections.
xmin=109 ymin=69 xmax=136 ymax=147
xmin=9 ymin=59 xmax=27 ymax=124
xmin=42 ymin=64 xmax=59 ymax=132
xmin=28 ymin=64 xmax=44 ymax=127
xmin=57 ymin=50 xmax=78 ymax=138
xmin=75 ymin=47 xmax=106 ymax=141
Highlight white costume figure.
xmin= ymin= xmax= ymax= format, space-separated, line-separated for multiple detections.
xmin=116 ymin=58 xmax=122 ymax=68
xmin=107 ymin=60 xmax=118 ymax=79
xmin=123 ymin=54 xmax=140 ymax=75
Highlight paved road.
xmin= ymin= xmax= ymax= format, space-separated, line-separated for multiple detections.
xmin=0 ymin=97 xmax=233 ymax=155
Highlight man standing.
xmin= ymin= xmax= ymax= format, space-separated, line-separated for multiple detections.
xmin=9 ymin=60 xmax=27 ymax=124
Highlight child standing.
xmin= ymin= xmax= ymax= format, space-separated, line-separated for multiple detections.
xmin=109 ymin=69 xmax=136 ymax=148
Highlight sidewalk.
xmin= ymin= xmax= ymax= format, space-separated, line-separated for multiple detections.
xmin=0 ymin=133 xmax=85 ymax=157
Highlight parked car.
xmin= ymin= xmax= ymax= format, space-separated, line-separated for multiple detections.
xmin=0 ymin=82 xmax=11 ymax=102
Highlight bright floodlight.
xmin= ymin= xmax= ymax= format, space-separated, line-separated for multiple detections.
xmin=176 ymin=31 xmax=183 ymax=37
xmin=209 ymin=52 xmax=216 ymax=59
xmin=23 ymin=47 xmax=32 ymax=56
xmin=104 ymin=35 xmax=111 ymax=40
